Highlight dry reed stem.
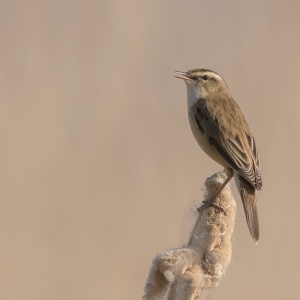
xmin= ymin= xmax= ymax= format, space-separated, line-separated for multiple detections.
xmin=143 ymin=170 xmax=236 ymax=300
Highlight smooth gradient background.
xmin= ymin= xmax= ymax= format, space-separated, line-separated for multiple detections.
xmin=0 ymin=1 xmax=299 ymax=299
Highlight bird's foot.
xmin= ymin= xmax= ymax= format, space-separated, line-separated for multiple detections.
xmin=197 ymin=199 xmax=227 ymax=215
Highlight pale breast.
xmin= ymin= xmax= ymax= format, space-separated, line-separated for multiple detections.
xmin=188 ymin=109 xmax=230 ymax=168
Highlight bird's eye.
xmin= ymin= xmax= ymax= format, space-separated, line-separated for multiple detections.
xmin=203 ymin=75 xmax=209 ymax=81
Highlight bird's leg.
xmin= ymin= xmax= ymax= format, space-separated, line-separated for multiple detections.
xmin=197 ymin=171 xmax=234 ymax=214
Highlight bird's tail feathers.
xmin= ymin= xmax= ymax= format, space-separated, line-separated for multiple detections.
xmin=235 ymin=174 xmax=259 ymax=243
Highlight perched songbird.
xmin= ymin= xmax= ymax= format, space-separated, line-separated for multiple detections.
xmin=175 ymin=68 xmax=262 ymax=243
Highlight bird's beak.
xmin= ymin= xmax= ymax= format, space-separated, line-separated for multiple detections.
xmin=174 ymin=71 xmax=193 ymax=80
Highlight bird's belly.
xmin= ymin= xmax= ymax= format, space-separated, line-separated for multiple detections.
xmin=188 ymin=113 xmax=230 ymax=168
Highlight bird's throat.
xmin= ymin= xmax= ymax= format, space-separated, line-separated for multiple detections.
xmin=186 ymin=83 xmax=206 ymax=110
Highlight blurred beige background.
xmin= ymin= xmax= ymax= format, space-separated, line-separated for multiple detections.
xmin=0 ymin=1 xmax=299 ymax=299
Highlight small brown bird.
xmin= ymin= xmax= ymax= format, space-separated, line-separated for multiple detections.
xmin=175 ymin=68 xmax=262 ymax=243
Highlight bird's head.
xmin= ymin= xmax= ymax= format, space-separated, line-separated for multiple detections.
xmin=175 ymin=68 xmax=231 ymax=108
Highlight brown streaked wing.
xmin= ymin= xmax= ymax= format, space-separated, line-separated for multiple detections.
xmin=194 ymin=103 xmax=262 ymax=190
